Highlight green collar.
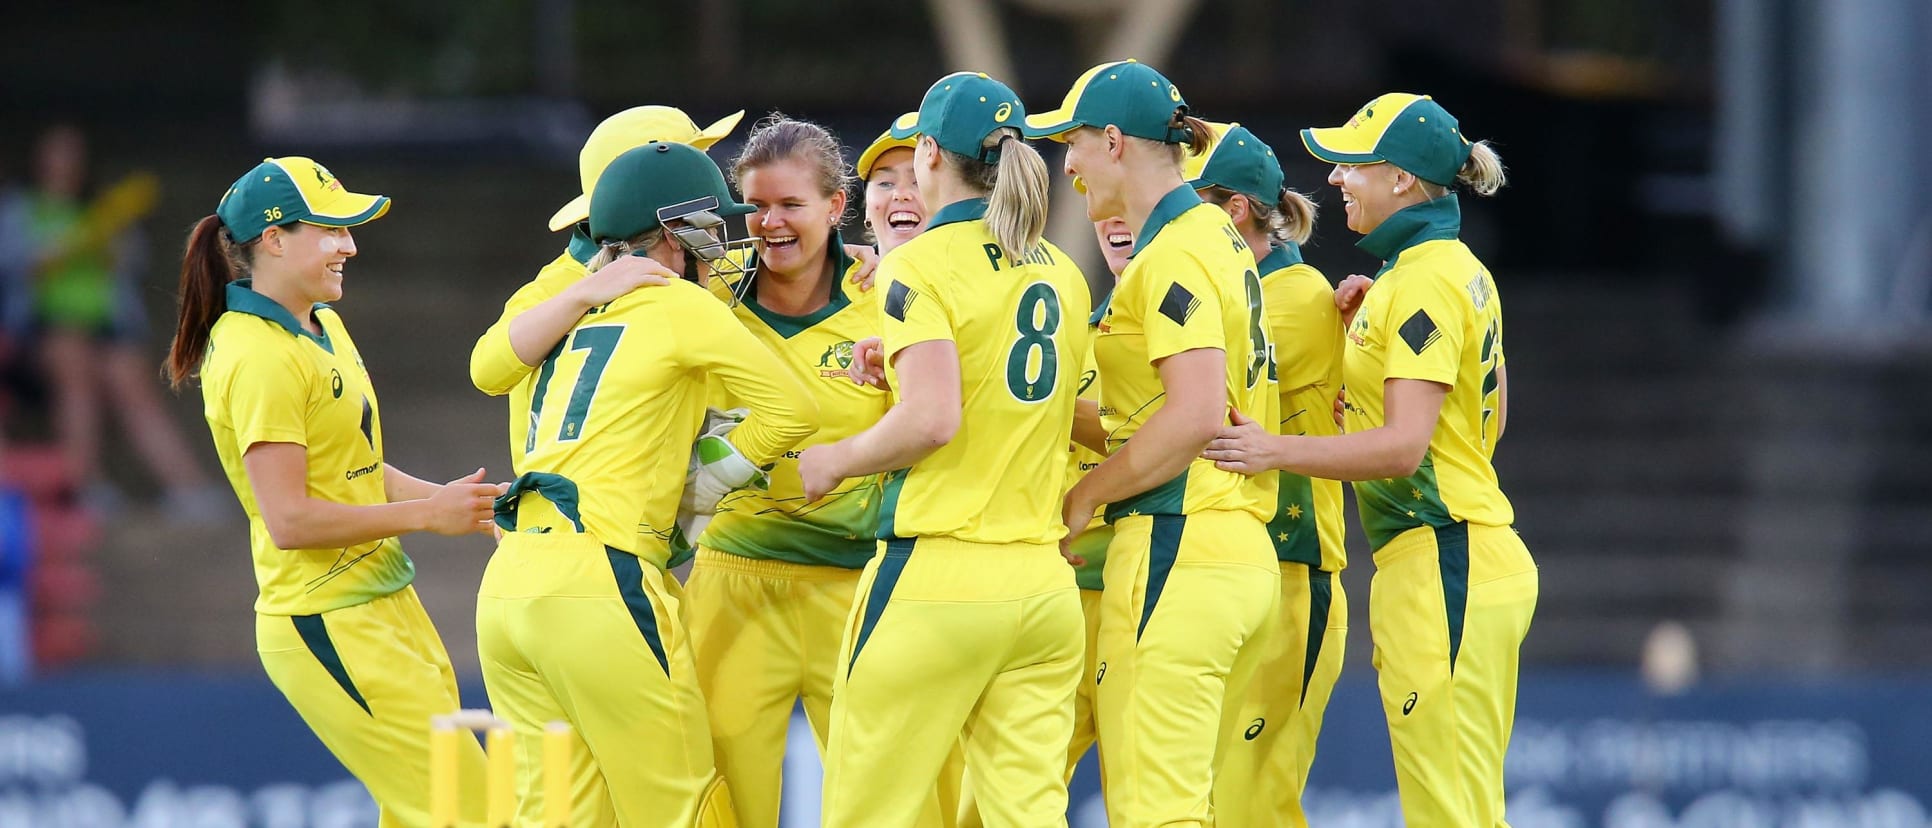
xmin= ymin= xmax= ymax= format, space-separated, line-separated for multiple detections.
xmin=745 ymin=230 xmax=856 ymax=338
xmin=224 ymin=280 xmax=333 ymax=352
xmin=927 ymin=197 xmax=988 ymax=230
xmin=1357 ymin=195 xmax=1461 ymax=276
xmin=1089 ymin=287 xmax=1114 ymax=326
xmin=567 ymin=225 xmax=599 ymax=265
xmin=1257 ymin=242 xmax=1304 ymax=275
xmin=1130 ymin=185 xmax=1204 ymax=258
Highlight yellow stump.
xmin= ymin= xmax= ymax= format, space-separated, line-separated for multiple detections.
xmin=543 ymin=721 xmax=573 ymax=827
xmin=484 ymin=726 xmax=516 ymax=827
xmin=429 ymin=711 xmax=573 ymax=828
xmin=429 ymin=724 xmax=461 ymax=828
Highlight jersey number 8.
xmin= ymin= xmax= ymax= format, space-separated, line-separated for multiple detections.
xmin=1005 ymin=282 xmax=1063 ymax=403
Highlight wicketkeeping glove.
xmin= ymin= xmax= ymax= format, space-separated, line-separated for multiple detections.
xmin=679 ymin=408 xmax=767 ymax=517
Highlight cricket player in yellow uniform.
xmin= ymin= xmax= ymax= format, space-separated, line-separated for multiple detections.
xmin=952 ymin=214 xmax=1127 ymax=828
xmin=797 ymin=72 xmax=1090 ymax=827
xmin=468 ymin=106 xmax=743 ymax=466
xmin=476 ymin=142 xmax=818 ymax=827
xmin=678 ymin=116 xmax=896 ymax=828
xmin=166 ymin=158 xmax=504 ymax=827
xmin=1026 ymin=60 xmax=1282 ymax=828
xmin=1183 ymin=122 xmax=1346 ymax=827
xmin=1208 ymin=93 xmax=1536 ymax=827
xmin=858 ymin=116 xmax=929 ymax=251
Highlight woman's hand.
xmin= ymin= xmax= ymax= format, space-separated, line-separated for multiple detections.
xmin=1059 ymin=488 xmax=1099 ymax=566
xmin=566 ymin=253 xmax=677 ymax=307
xmin=797 ymin=444 xmax=847 ymax=503
xmin=845 ymin=244 xmax=880 ymax=291
xmin=1335 ymin=274 xmax=1373 ymax=327
xmin=1202 ymin=409 xmax=1282 ymax=475
xmin=847 ymin=337 xmax=890 ymax=390
xmin=423 ymin=467 xmax=505 ymax=536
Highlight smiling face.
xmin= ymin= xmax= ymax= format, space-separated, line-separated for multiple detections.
xmin=1062 ymin=127 xmax=1123 ymax=223
xmin=741 ymin=157 xmax=844 ymax=279
xmin=1327 ymin=161 xmax=1412 ymax=235
xmin=262 ymin=223 xmax=357 ymax=304
xmin=1092 ymin=216 xmax=1134 ymax=277
xmin=864 ymin=147 xmax=926 ymax=254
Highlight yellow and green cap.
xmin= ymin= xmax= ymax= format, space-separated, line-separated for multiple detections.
xmin=1301 ymin=93 xmax=1471 ymax=186
xmin=857 ymin=114 xmax=920 ymax=180
xmin=548 ymin=106 xmax=746 ymax=231
xmin=1184 ymin=121 xmax=1283 ymax=203
xmin=215 ymin=157 xmax=389 ymax=244
xmin=1023 ymin=59 xmax=1188 ymax=143
xmin=588 ymin=142 xmax=753 ymax=243
xmin=889 ymin=73 xmax=1026 ymax=163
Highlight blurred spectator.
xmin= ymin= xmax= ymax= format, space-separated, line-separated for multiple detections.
xmin=0 ymin=124 xmax=225 ymax=521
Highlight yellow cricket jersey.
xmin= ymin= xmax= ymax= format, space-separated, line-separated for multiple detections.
xmin=1343 ymin=195 xmax=1513 ymax=552
xmin=700 ymin=238 xmax=891 ymax=569
xmin=1260 ymin=243 xmax=1348 ymax=572
xmin=875 ymin=198 xmax=1092 ymax=544
xmin=201 ymin=281 xmax=413 ymax=616
xmin=1066 ymin=327 xmax=1110 ymax=589
xmin=500 ymin=277 xmax=819 ymax=570
xmin=1092 ymin=186 xmax=1277 ymax=523
xmin=469 ymin=229 xmax=600 ymax=465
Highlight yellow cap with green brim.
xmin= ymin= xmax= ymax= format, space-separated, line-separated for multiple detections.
xmin=215 ymin=157 xmax=389 ymax=244
xmin=1300 ymin=93 xmax=1472 ymax=186
xmin=858 ymin=114 xmax=920 ymax=180
xmin=548 ymin=106 xmax=746 ymax=231
xmin=1023 ymin=59 xmax=1190 ymax=144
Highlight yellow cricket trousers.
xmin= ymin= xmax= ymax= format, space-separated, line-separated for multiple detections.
xmin=477 ymin=532 xmax=734 ymax=827
xmin=822 ymin=537 xmax=1083 ymax=828
xmin=1371 ymin=522 xmax=1537 ymax=827
xmin=1095 ymin=511 xmax=1280 ymax=828
xmin=1211 ymin=564 xmax=1347 ymax=827
xmin=258 ymin=585 xmax=488 ymax=828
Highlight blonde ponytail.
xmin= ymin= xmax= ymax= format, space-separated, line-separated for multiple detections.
xmin=1457 ymin=140 xmax=1507 ymax=196
xmin=1273 ymin=188 xmax=1318 ymax=245
xmin=984 ymin=130 xmax=1050 ymax=256
xmin=585 ymin=228 xmax=667 ymax=273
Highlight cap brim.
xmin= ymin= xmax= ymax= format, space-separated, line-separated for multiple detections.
xmin=1022 ymin=110 xmax=1081 ymax=142
xmin=885 ymin=111 xmax=922 ymax=140
xmin=304 ymin=191 xmax=390 ymax=227
xmin=691 ymin=110 xmax=746 ymax=150
xmin=1300 ymin=127 xmax=1383 ymax=165
xmin=858 ymin=137 xmax=916 ymax=180
xmin=547 ymin=194 xmax=591 ymax=232
xmin=718 ymin=201 xmax=756 ymax=218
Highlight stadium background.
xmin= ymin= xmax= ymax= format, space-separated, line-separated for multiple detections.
xmin=2 ymin=0 xmax=1930 ymax=825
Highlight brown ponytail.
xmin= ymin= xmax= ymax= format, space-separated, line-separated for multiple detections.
xmin=166 ymin=216 xmax=241 ymax=389
xmin=1176 ymin=113 xmax=1213 ymax=156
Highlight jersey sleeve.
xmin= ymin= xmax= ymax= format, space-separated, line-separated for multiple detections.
xmin=469 ymin=259 xmax=578 ymax=396
xmin=1266 ymin=267 xmax=1342 ymax=394
xmin=879 ymin=254 xmax=953 ymax=362
xmin=1379 ymin=273 xmax=1467 ymax=388
xmin=223 ymin=347 xmax=313 ymax=449
xmin=670 ymin=288 xmax=820 ymax=466
xmin=1138 ymin=249 xmax=1228 ymax=363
